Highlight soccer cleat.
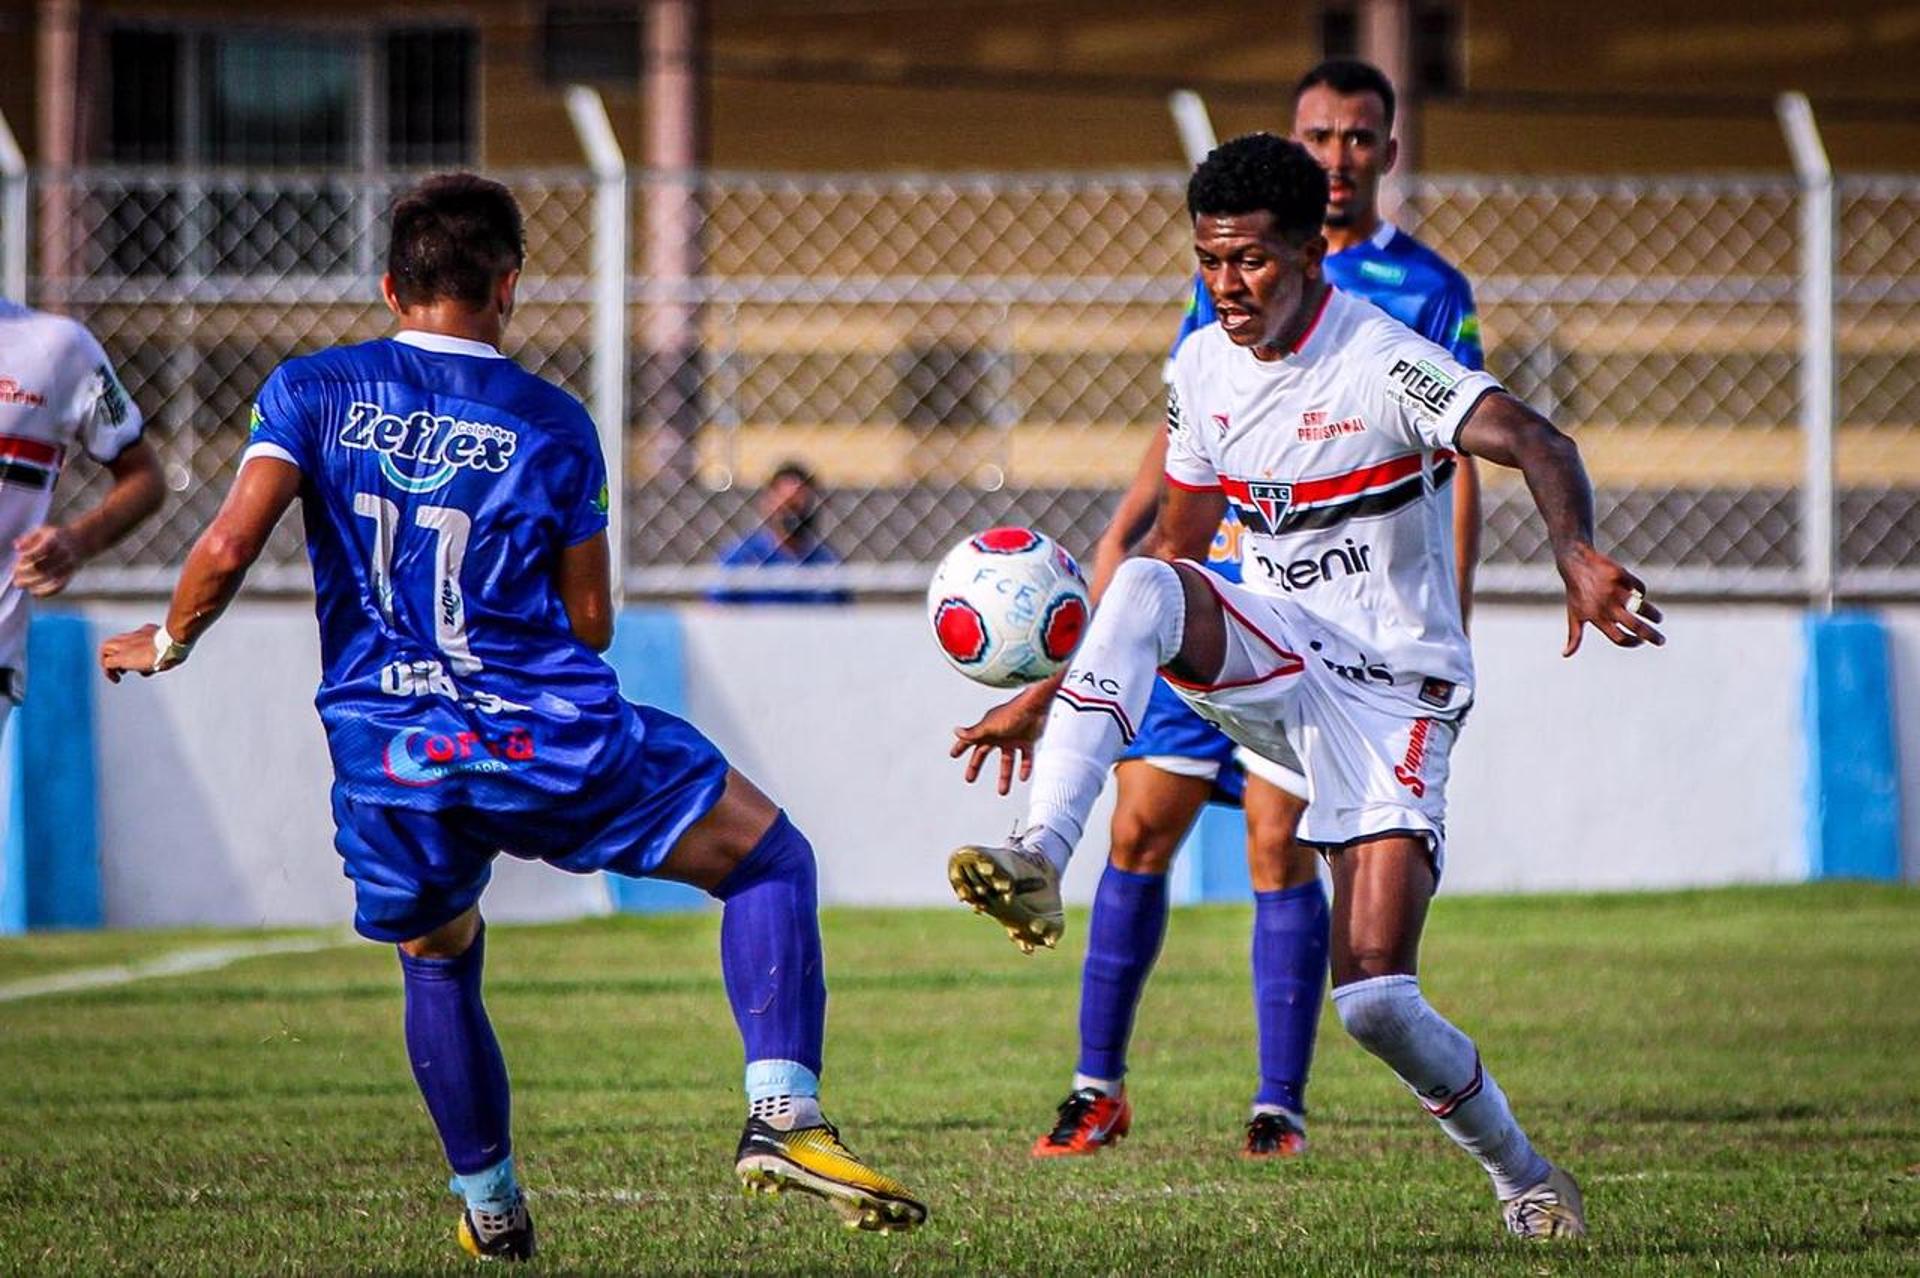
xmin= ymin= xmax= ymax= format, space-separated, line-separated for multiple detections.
xmin=455 ymin=1195 xmax=536 ymax=1262
xmin=1242 ymin=1110 xmax=1309 ymax=1159
xmin=1031 ymin=1087 xmax=1131 ymax=1157
xmin=735 ymin=1117 xmax=928 ymax=1233
xmin=1502 ymin=1166 xmax=1588 ymax=1239
xmin=947 ymin=842 xmax=1064 ymax=953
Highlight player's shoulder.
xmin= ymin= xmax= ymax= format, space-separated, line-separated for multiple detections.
xmin=1171 ymin=319 xmax=1232 ymax=377
xmin=1382 ymin=227 xmax=1474 ymax=300
xmin=268 ymin=338 xmax=394 ymax=390
xmin=3 ymin=302 xmax=103 ymax=360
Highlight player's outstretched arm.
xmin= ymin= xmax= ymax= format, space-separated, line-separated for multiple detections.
xmin=99 ymin=456 xmax=300 ymax=682
xmin=1455 ymin=393 xmax=1663 ymax=655
xmin=12 ymin=441 xmax=164 ymax=599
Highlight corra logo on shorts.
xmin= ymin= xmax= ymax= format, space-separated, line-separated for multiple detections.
xmin=1386 ymin=358 xmax=1458 ymax=418
xmin=1393 ymin=717 xmax=1434 ymax=798
xmin=339 ymin=400 xmax=518 ymax=494
xmin=382 ymin=726 xmax=536 ymax=788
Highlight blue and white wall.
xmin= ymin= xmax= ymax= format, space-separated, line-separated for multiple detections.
xmin=2 ymin=600 xmax=1912 ymax=931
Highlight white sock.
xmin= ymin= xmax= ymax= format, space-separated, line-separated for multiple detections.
xmin=1333 ymin=974 xmax=1552 ymax=1200
xmin=1024 ymin=558 xmax=1186 ymax=874
xmin=749 ymin=1093 xmax=824 ymax=1132
xmin=1072 ymin=1072 xmax=1122 ymax=1096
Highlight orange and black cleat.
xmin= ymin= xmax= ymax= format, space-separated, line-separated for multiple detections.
xmin=1242 ymin=1110 xmax=1309 ymax=1159
xmin=1031 ymin=1087 xmax=1131 ymax=1158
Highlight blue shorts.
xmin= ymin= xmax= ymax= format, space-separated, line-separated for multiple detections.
xmin=332 ymin=704 xmax=731 ymax=942
xmin=1116 ymin=677 xmax=1246 ymax=806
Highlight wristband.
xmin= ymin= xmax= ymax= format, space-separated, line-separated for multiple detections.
xmin=152 ymin=624 xmax=193 ymax=672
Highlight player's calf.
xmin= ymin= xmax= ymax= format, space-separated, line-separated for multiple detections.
xmin=1333 ymin=974 xmax=1582 ymax=1236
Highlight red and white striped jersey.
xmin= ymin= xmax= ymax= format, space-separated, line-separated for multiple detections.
xmin=0 ymin=300 xmax=145 ymax=680
xmin=1164 ymin=288 xmax=1499 ymax=715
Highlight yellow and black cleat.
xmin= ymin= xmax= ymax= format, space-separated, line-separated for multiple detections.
xmin=735 ymin=1117 xmax=928 ymax=1233
xmin=455 ymin=1196 xmax=537 ymax=1262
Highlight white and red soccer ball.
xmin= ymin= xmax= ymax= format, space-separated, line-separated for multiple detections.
xmin=927 ymin=527 xmax=1090 ymax=688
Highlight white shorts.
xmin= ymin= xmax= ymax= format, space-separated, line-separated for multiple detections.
xmin=1164 ymin=572 xmax=1459 ymax=877
xmin=1134 ymin=741 xmax=1307 ymax=799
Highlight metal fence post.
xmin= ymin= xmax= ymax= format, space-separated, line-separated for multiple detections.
xmin=566 ymin=86 xmax=631 ymax=606
xmin=0 ymin=108 xmax=28 ymax=302
xmin=1778 ymin=92 xmax=1836 ymax=610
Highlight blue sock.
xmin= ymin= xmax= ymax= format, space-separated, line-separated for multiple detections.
xmin=397 ymin=924 xmax=514 ymax=1192
xmin=1076 ymin=864 xmax=1170 ymax=1083
xmin=1251 ymin=880 xmax=1330 ymax=1114
xmin=711 ymin=814 xmax=827 ymax=1094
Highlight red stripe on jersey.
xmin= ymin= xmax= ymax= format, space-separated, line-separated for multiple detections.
xmin=0 ymin=434 xmax=62 ymax=467
xmin=1165 ymin=473 xmax=1223 ymax=493
xmin=1220 ymin=452 xmax=1427 ymax=511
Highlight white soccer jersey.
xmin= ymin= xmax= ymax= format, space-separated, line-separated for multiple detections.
xmin=0 ymin=300 xmax=145 ymax=687
xmin=1164 ymin=288 xmax=1501 ymax=716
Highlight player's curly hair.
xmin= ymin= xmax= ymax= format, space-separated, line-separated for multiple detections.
xmin=387 ymin=173 xmax=526 ymax=308
xmin=1185 ymin=133 xmax=1329 ymax=245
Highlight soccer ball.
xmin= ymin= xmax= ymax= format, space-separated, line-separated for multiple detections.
xmin=927 ymin=527 xmax=1090 ymax=687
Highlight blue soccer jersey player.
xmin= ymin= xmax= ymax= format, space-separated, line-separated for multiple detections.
xmin=951 ymin=61 xmax=1485 ymax=1161
xmin=100 ymin=174 xmax=924 ymax=1259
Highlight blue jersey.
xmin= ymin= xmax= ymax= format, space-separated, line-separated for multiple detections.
xmin=246 ymin=331 xmax=630 ymax=811
xmin=1169 ymin=222 xmax=1482 ymax=583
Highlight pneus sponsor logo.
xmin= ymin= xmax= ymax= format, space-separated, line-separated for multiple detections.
xmin=1394 ymin=717 xmax=1435 ymax=797
xmin=1250 ymin=538 xmax=1374 ymax=593
xmin=1386 ymin=358 xmax=1458 ymax=417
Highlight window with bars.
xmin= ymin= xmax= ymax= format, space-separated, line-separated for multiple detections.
xmin=97 ymin=25 xmax=476 ymax=280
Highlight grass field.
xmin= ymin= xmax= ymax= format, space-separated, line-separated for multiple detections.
xmin=3 ymin=884 xmax=1918 ymax=1275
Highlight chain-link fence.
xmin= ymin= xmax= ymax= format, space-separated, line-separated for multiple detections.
xmin=11 ymin=164 xmax=1918 ymax=599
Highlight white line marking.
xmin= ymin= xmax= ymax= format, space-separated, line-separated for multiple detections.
xmin=0 ymin=933 xmax=357 ymax=1004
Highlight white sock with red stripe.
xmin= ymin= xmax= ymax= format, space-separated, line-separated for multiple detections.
xmin=1333 ymin=974 xmax=1551 ymax=1200
xmin=1023 ymin=558 xmax=1187 ymax=874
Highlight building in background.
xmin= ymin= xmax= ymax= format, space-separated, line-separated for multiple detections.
xmin=0 ymin=1 xmax=1914 ymax=601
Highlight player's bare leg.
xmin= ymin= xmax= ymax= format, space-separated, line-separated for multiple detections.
xmin=394 ymin=906 xmax=535 ymax=1261
xmin=657 ymin=770 xmax=927 ymax=1233
xmin=952 ymin=558 xmax=1228 ymax=951
xmin=1241 ymin=777 xmax=1327 ymax=1158
xmin=1035 ymin=761 xmax=1210 ymax=1156
xmin=1327 ymin=837 xmax=1585 ymax=1238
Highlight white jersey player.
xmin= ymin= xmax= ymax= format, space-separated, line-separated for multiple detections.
xmin=945 ymin=135 xmax=1663 ymax=1239
xmin=0 ymin=299 xmax=163 ymax=735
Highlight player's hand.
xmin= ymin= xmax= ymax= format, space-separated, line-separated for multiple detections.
xmin=99 ymin=624 xmax=162 ymax=683
xmin=11 ymin=524 xmax=81 ymax=597
xmin=1557 ymin=542 xmax=1664 ymax=655
xmin=950 ymin=682 xmax=1053 ymax=794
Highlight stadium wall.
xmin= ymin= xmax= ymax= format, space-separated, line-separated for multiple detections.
xmin=5 ymin=599 xmax=1913 ymax=931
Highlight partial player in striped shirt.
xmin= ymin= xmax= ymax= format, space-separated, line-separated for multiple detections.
xmin=0 ymin=299 xmax=164 ymax=740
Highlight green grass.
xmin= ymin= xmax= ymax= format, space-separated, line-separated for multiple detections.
xmin=2 ymin=884 xmax=1917 ymax=1275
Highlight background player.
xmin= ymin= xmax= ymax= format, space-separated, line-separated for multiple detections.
xmin=970 ymin=60 xmax=1488 ymax=1162
xmin=0 ymin=298 xmax=163 ymax=741
xmin=98 ymin=174 xmax=924 ymax=1260
xmin=950 ymin=134 xmax=1664 ymax=1237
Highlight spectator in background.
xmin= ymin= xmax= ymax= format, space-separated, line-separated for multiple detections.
xmin=708 ymin=461 xmax=851 ymax=604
